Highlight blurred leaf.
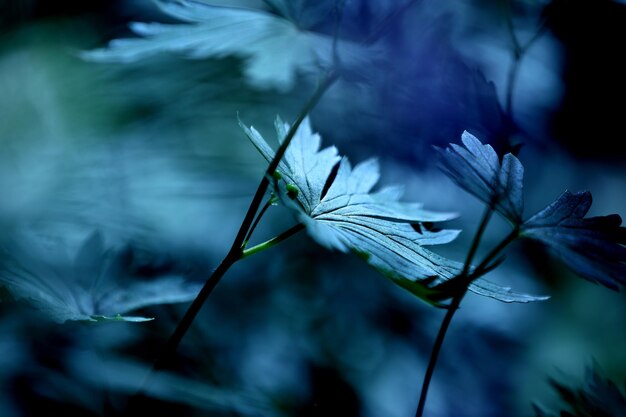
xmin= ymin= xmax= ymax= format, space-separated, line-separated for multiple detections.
xmin=241 ymin=116 xmax=546 ymax=304
xmin=533 ymin=365 xmax=626 ymax=417
xmin=0 ymin=232 xmax=201 ymax=323
xmin=82 ymin=0 xmax=373 ymax=91
xmin=67 ymin=351 xmax=282 ymax=416
xmin=521 ymin=191 xmax=626 ymax=290
xmin=437 ymin=131 xmax=524 ymax=223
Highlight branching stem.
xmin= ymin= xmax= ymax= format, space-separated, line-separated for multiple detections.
xmin=158 ymin=72 xmax=335 ymax=361
xmin=242 ymin=223 xmax=305 ymax=259
xmin=415 ymin=209 xmax=520 ymax=417
xmin=244 ymin=197 xmax=275 ymax=246
xmin=118 ymin=73 xmax=339 ymax=417
xmin=414 ymin=205 xmax=493 ymax=417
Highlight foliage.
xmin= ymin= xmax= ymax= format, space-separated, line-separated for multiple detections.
xmin=1 ymin=1 xmax=626 ymax=416
xmin=242 ymin=116 xmax=547 ymax=304
xmin=522 ymin=191 xmax=626 ymax=290
xmin=437 ymin=130 xmax=524 ymax=224
xmin=82 ymin=0 xmax=374 ymax=91
xmin=0 ymin=232 xmax=200 ymax=322
xmin=534 ymin=366 xmax=626 ymax=417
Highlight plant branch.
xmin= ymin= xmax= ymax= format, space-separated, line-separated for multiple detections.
xmin=230 ymin=71 xmax=337 ymax=259
xmin=471 ymin=226 xmax=519 ymax=279
xmin=503 ymin=0 xmax=547 ymax=126
xmin=462 ymin=205 xmax=494 ymax=275
xmin=414 ymin=290 xmax=463 ymax=417
xmin=415 ymin=205 xmax=494 ymax=417
xmin=244 ymin=197 xmax=275 ymax=246
xmin=242 ymin=223 xmax=305 ymax=259
xmin=365 ymin=0 xmax=423 ymax=44
xmin=152 ymin=253 xmax=239 ymax=372
xmin=120 ymin=73 xmax=340 ymax=415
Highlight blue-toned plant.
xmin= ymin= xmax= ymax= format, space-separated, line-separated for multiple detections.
xmin=3 ymin=1 xmax=625 ymax=416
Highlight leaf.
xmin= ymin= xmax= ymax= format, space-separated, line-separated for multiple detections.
xmin=66 ymin=351 xmax=283 ymax=416
xmin=437 ymin=131 xmax=524 ymax=223
xmin=0 ymin=232 xmax=201 ymax=323
xmin=533 ymin=365 xmax=626 ymax=417
xmin=241 ymin=116 xmax=546 ymax=304
xmin=82 ymin=0 xmax=373 ymax=91
xmin=521 ymin=191 xmax=626 ymax=290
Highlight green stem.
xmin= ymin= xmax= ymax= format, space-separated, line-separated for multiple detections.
xmin=242 ymin=223 xmax=305 ymax=259
xmin=415 ymin=205 xmax=494 ymax=417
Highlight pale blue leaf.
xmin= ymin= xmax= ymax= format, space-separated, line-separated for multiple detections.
xmin=242 ymin=116 xmax=544 ymax=304
xmin=82 ymin=0 xmax=374 ymax=91
xmin=0 ymin=232 xmax=201 ymax=323
xmin=438 ymin=131 xmax=524 ymax=223
xmin=521 ymin=191 xmax=626 ymax=290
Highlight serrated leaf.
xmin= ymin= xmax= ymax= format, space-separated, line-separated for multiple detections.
xmin=437 ymin=131 xmax=524 ymax=223
xmin=0 ymin=232 xmax=201 ymax=323
xmin=241 ymin=116 xmax=546 ymax=304
xmin=82 ymin=0 xmax=373 ymax=91
xmin=521 ymin=191 xmax=626 ymax=290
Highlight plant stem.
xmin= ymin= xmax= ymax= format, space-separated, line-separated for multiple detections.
xmin=462 ymin=206 xmax=494 ymax=275
xmin=503 ymin=0 xmax=547 ymax=131
xmin=242 ymin=223 xmax=305 ymax=259
xmin=244 ymin=197 xmax=275 ymax=246
xmin=471 ymin=227 xmax=519 ymax=278
xmin=123 ymin=73 xmax=339 ymax=413
xmin=152 ymin=253 xmax=239 ymax=371
xmin=414 ymin=223 xmax=520 ymax=417
xmin=230 ymin=72 xmax=337 ymax=258
xmin=365 ymin=0 xmax=423 ymax=44
xmin=415 ymin=205 xmax=494 ymax=417
xmin=414 ymin=290 xmax=464 ymax=417
xmin=163 ymin=72 xmax=334 ymax=360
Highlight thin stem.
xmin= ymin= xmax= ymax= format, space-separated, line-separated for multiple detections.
xmin=152 ymin=254 xmax=238 ymax=372
xmin=504 ymin=0 xmax=522 ymax=57
xmin=414 ymin=225 xmax=520 ymax=417
xmin=462 ymin=205 xmax=494 ymax=275
xmin=244 ymin=197 xmax=275 ymax=246
xmin=414 ymin=291 xmax=464 ymax=417
xmin=471 ymin=227 xmax=519 ymax=279
xmin=230 ymin=72 xmax=337 ymax=259
xmin=242 ymin=223 xmax=305 ymax=259
xmin=505 ymin=54 xmax=521 ymax=120
xmin=415 ymin=206 xmax=494 ymax=417
xmin=167 ymin=73 xmax=334 ymax=360
xmin=365 ymin=0 xmax=423 ymax=44
xmin=332 ymin=0 xmax=346 ymax=68
xmin=121 ymin=74 xmax=340 ymax=415
xmin=503 ymin=0 xmax=547 ymax=128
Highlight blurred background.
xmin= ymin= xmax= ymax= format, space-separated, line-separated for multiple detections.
xmin=1 ymin=0 xmax=625 ymax=416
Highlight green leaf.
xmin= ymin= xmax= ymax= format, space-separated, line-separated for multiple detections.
xmin=82 ymin=0 xmax=372 ymax=91
xmin=521 ymin=191 xmax=626 ymax=290
xmin=437 ymin=131 xmax=524 ymax=224
xmin=241 ymin=116 xmax=546 ymax=304
xmin=0 ymin=232 xmax=201 ymax=323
